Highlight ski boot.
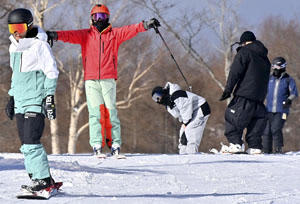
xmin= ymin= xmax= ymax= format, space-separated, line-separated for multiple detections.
xmin=93 ymin=145 xmax=106 ymax=158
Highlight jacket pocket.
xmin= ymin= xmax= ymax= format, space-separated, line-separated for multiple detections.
xmin=14 ymin=71 xmax=37 ymax=100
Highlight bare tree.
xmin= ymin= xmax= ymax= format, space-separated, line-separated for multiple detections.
xmin=132 ymin=0 xmax=243 ymax=91
xmin=205 ymin=0 xmax=242 ymax=79
xmin=25 ymin=0 xmax=66 ymax=154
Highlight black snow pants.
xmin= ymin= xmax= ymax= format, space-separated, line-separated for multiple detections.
xmin=16 ymin=112 xmax=45 ymax=145
xmin=224 ymin=96 xmax=267 ymax=149
xmin=262 ymin=112 xmax=286 ymax=153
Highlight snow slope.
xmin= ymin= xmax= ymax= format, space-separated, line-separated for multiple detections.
xmin=1 ymin=152 xmax=300 ymax=204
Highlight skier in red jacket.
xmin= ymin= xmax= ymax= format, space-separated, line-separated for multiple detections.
xmin=47 ymin=4 xmax=160 ymax=157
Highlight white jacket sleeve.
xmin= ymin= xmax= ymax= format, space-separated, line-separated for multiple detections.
xmin=38 ymin=41 xmax=59 ymax=96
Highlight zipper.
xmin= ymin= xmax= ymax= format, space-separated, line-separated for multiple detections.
xmin=113 ymin=56 xmax=116 ymax=70
xmin=20 ymin=53 xmax=23 ymax=72
xmin=272 ymin=79 xmax=280 ymax=112
xmin=99 ymin=34 xmax=102 ymax=79
xmin=102 ymin=42 xmax=104 ymax=53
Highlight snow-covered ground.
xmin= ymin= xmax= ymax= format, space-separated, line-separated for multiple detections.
xmin=1 ymin=152 xmax=300 ymax=204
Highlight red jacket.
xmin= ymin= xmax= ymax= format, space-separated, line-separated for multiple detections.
xmin=57 ymin=22 xmax=146 ymax=80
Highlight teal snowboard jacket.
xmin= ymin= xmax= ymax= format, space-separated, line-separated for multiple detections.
xmin=8 ymin=26 xmax=59 ymax=114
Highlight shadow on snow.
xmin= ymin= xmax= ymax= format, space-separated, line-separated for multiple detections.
xmin=57 ymin=192 xmax=264 ymax=199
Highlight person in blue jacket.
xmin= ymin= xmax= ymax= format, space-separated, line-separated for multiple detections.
xmin=263 ymin=57 xmax=298 ymax=153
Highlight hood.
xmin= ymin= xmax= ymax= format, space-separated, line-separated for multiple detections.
xmin=242 ymin=40 xmax=268 ymax=57
xmin=9 ymin=26 xmax=48 ymax=51
xmin=164 ymin=82 xmax=181 ymax=95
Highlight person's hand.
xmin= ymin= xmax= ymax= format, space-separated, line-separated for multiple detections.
xmin=5 ymin=96 xmax=14 ymax=120
xmin=143 ymin=18 xmax=161 ymax=30
xmin=43 ymin=95 xmax=56 ymax=120
xmin=283 ymin=99 xmax=292 ymax=108
xmin=219 ymin=90 xmax=231 ymax=101
xmin=46 ymin=31 xmax=58 ymax=47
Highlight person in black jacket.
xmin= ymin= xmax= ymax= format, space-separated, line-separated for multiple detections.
xmin=219 ymin=31 xmax=271 ymax=154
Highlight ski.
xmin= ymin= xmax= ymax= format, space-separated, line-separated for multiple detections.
xmin=112 ymin=154 xmax=126 ymax=159
xmin=95 ymin=153 xmax=107 ymax=159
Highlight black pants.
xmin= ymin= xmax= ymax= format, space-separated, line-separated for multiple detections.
xmin=224 ymin=96 xmax=267 ymax=149
xmin=262 ymin=112 xmax=286 ymax=153
xmin=16 ymin=113 xmax=45 ymax=145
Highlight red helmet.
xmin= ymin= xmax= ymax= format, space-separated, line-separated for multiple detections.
xmin=91 ymin=4 xmax=110 ymax=16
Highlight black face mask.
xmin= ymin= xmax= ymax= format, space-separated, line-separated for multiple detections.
xmin=157 ymin=88 xmax=175 ymax=108
xmin=93 ymin=19 xmax=109 ymax=33
xmin=273 ymin=68 xmax=285 ymax=78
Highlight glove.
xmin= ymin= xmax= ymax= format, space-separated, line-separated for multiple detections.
xmin=43 ymin=95 xmax=56 ymax=120
xmin=219 ymin=90 xmax=231 ymax=101
xmin=46 ymin=31 xmax=58 ymax=47
xmin=5 ymin=96 xmax=14 ymax=120
xmin=283 ymin=99 xmax=292 ymax=108
xmin=180 ymin=132 xmax=187 ymax=146
xmin=143 ymin=18 xmax=161 ymax=30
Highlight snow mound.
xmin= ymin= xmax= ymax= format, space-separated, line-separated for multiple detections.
xmin=1 ymin=152 xmax=300 ymax=203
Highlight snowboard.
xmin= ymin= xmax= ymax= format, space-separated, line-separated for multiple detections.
xmin=16 ymin=182 xmax=63 ymax=200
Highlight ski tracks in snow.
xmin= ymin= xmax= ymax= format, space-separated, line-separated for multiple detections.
xmin=1 ymin=153 xmax=300 ymax=203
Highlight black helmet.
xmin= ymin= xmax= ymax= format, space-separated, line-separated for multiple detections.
xmin=152 ymin=86 xmax=164 ymax=103
xmin=8 ymin=8 xmax=33 ymax=26
xmin=272 ymin=57 xmax=286 ymax=69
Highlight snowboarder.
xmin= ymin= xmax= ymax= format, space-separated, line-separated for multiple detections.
xmin=6 ymin=8 xmax=59 ymax=192
xmin=152 ymin=82 xmax=210 ymax=154
xmin=263 ymin=57 xmax=298 ymax=153
xmin=46 ymin=4 xmax=160 ymax=157
xmin=219 ymin=31 xmax=271 ymax=154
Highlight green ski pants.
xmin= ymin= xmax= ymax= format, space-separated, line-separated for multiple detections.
xmin=85 ymin=79 xmax=121 ymax=149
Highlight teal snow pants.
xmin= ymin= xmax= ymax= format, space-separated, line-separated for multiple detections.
xmin=85 ymin=79 xmax=121 ymax=149
xmin=17 ymin=113 xmax=50 ymax=179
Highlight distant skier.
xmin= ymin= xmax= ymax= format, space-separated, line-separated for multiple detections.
xmin=263 ymin=57 xmax=298 ymax=154
xmin=219 ymin=31 xmax=271 ymax=154
xmin=152 ymin=82 xmax=210 ymax=154
xmin=6 ymin=8 xmax=59 ymax=191
xmin=46 ymin=4 xmax=160 ymax=157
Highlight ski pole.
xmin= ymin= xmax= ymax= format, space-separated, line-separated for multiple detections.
xmin=153 ymin=26 xmax=192 ymax=91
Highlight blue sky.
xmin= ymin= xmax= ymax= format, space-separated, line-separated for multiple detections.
xmin=183 ymin=0 xmax=300 ymax=26
xmin=238 ymin=0 xmax=300 ymax=25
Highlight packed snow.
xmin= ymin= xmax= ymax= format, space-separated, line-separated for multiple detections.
xmin=1 ymin=152 xmax=300 ymax=204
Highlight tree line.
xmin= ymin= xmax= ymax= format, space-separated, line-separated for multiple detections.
xmin=0 ymin=0 xmax=299 ymax=154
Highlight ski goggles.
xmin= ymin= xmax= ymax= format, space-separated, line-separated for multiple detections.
xmin=152 ymin=92 xmax=163 ymax=103
xmin=272 ymin=63 xmax=287 ymax=69
xmin=8 ymin=23 xmax=28 ymax=34
xmin=91 ymin=13 xmax=109 ymax=21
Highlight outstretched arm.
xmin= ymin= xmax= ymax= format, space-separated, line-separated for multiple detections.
xmin=47 ymin=29 xmax=89 ymax=46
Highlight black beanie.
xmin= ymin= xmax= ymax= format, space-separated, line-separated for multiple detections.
xmin=240 ymin=31 xmax=256 ymax=43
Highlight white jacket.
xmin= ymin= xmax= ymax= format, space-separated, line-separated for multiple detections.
xmin=9 ymin=26 xmax=58 ymax=80
xmin=165 ymin=82 xmax=207 ymax=124
xmin=8 ymin=26 xmax=59 ymax=113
